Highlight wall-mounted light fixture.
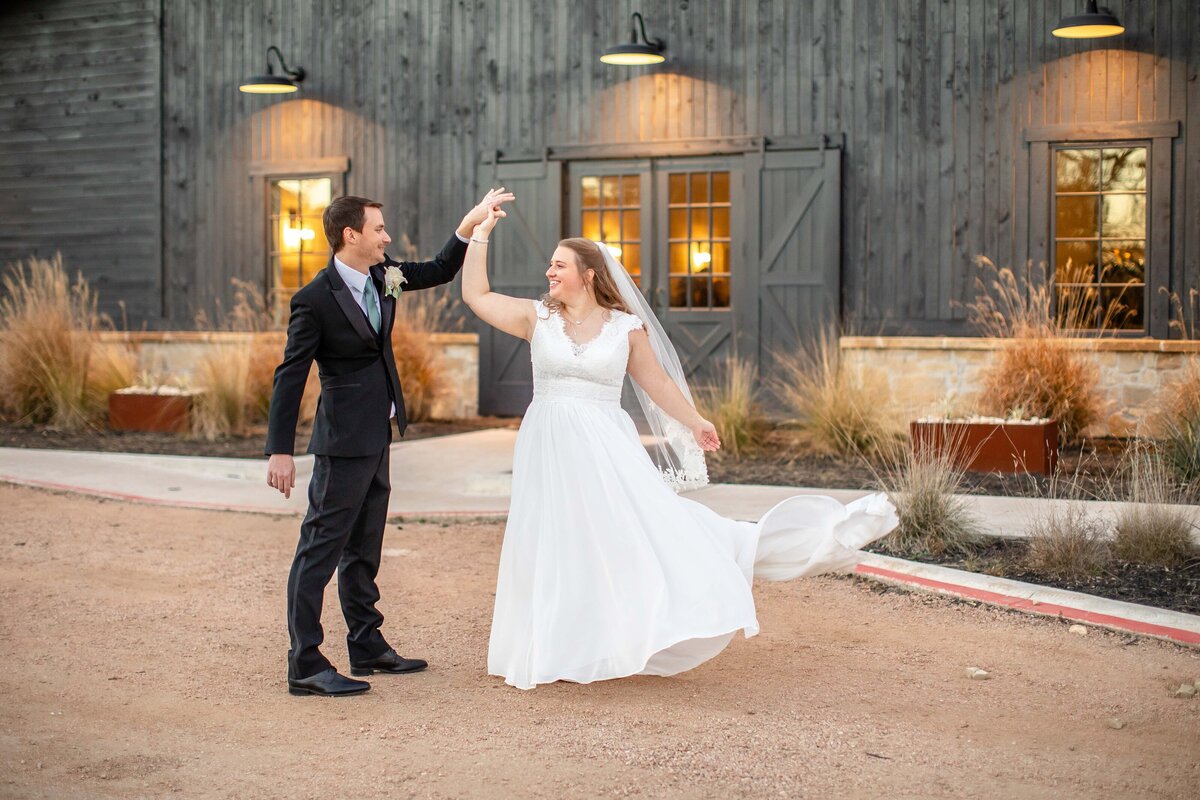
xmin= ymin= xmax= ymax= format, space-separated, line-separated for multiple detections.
xmin=239 ymin=45 xmax=306 ymax=94
xmin=1052 ymin=1 xmax=1124 ymax=39
xmin=600 ymin=12 xmax=666 ymax=65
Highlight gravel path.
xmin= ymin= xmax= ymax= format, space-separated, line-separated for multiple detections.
xmin=1 ymin=484 xmax=1196 ymax=799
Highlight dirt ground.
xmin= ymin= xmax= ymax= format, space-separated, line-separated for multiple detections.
xmin=0 ymin=485 xmax=1197 ymax=799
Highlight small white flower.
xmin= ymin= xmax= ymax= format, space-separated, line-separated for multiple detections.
xmin=384 ymin=266 xmax=406 ymax=298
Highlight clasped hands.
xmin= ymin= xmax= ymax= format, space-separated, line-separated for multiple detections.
xmin=459 ymin=187 xmax=515 ymax=236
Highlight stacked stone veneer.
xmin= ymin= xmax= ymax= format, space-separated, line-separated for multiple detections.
xmin=839 ymin=336 xmax=1200 ymax=437
xmin=95 ymin=330 xmax=479 ymax=420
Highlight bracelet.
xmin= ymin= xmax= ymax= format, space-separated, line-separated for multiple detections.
xmin=470 ymin=236 xmax=489 ymax=244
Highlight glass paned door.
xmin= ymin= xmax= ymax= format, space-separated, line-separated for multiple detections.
xmin=269 ymin=176 xmax=333 ymax=322
xmin=568 ymin=157 xmax=742 ymax=380
xmin=653 ymin=158 xmax=740 ymax=378
xmin=568 ymin=160 xmax=653 ymax=298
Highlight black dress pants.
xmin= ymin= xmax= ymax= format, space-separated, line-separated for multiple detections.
xmin=286 ymin=445 xmax=392 ymax=679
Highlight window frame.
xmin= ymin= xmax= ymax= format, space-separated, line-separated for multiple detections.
xmin=1050 ymin=141 xmax=1150 ymax=334
xmin=247 ymin=157 xmax=348 ymax=322
xmin=1026 ymin=122 xmax=1178 ymax=339
xmin=566 ymin=156 xmax=742 ymax=315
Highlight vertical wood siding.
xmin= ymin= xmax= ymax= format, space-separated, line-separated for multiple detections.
xmin=0 ymin=0 xmax=162 ymax=320
xmin=2 ymin=1 xmax=1197 ymax=334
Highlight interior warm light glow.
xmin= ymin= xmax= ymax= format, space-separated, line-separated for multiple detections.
xmin=1051 ymin=23 xmax=1124 ymax=37
xmin=691 ymin=251 xmax=712 ymax=271
xmin=599 ymin=51 xmax=666 ymax=66
xmin=282 ymin=226 xmax=315 ymax=249
xmin=603 ymin=242 xmax=623 ymax=257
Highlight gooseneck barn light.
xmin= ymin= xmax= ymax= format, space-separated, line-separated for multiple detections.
xmin=1052 ymin=1 xmax=1125 ymax=39
xmin=600 ymin=12 xmax=666 ymax=66
xmin=239 ymin=46 xmax=306 ymax=94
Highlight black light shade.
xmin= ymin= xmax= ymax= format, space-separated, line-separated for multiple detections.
xmin=601 ymin=12 xmax=666 ymax=65
xmin=240 ymin=45 xmax=306 ymax=94
xmin=1052 ymin=1 xmax=1124 ymax=39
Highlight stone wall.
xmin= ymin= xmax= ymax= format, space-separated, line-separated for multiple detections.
xmin=94 ymin=331 xmax=480 ymax=420
xmin=839 ymin=337 xmax=1200 ymax=437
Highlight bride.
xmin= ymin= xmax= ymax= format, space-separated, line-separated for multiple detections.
xmin=462 ymin=196 xmax=898 ymax=690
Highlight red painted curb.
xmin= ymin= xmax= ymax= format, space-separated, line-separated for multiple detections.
xmin=855 ymin=562 xmax=1200 ymax=646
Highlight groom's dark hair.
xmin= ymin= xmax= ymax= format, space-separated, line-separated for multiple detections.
xmin=324 ymin=196 xmax=383 ymax=253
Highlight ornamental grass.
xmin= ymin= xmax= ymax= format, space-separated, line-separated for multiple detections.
xmin=770 ymin=324 xmax=902 ymax=457
xmin=695 ymin=353 xmax=767 ymax=458
xmin=870 ymin=431 xmax=984 ymax=558
xmin=193 ymin=279 xmax=316 ymax=438
xmin=1108 ymin=443 xmax=1195 ymax=568
xmin=0 ymin=253 xmax=135 ymax=429
xmin=962 ymin=257 xmax=1123 ymax=440
xmin=391 ymin=281 xmax=462 ymax=422
xmin=1026 ymin=502 xmax=1113 ymax=579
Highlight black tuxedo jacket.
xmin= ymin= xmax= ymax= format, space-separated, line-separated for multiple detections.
xmin=265 ymin=233 xmax=468 ymax=457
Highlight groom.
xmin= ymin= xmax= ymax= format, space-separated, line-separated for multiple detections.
xmin=266 ymin=188 xmax=513 ymax=697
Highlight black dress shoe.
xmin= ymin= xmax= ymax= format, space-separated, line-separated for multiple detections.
xmin=287 ymin=668 xmax=370 ymax=697
xmin=350 ymin=648 xmax=428 ymax=676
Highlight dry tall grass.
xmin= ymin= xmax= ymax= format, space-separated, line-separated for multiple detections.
xmin=391 ymin=284 xmax=461 ymax=422
xmin=871 ymin=434 xmax=984 ymax=557
xmin=0 ymin=254 xmax=135 ymax=429
xmin=192 ymin=279 xmax=306 ymax=439
xmin=695 ymin=354 xmax=766 ymax=458
xmin=1026 ymin=503 xmax=1112 ymax=578
xmin=1112 ymin=447 xmax=1197 ymax=567
xmin=1151 ymin=290 xmax=1200 ymax=487
xmin=963 ymin=258 xmax=1116 ymax=440
xmin=1150 ymin=358 xmax=1200 ymax=489
xmin=191 ymin=342 xmax=253 ymax=441
xmin=771 ymin=325 xmax=901 ymax=457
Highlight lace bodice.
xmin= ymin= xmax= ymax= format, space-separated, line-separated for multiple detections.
xmin=530 ymin=300 xmax=644 ymax=403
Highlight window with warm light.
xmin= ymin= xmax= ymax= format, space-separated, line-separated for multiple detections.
xmin=667 ymin=171 xmax=731 ymax=309
xmin=580 ymin=174 xmax=642 ymax=285
xmin=1054 ymin=146 xmax=1147 ymax=331
xmin=270 ymin=177 xmax=332 ymax=319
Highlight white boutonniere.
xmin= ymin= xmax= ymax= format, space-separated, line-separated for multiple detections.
xmin=383 ymin=266 xmax=407 ymax=299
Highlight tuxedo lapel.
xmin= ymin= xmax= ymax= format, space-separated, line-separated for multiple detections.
xmin=324 ymin=258 xmax=379 ymax=347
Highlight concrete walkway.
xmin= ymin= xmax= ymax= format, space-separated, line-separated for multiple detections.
xmin=2 ymin=429 xmax=1196 ymax=543
xmin=3 ymin=429 xmax=1199 ymax=647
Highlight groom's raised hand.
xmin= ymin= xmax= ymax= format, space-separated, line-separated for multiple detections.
xmin=457 ymin=187 xmax=515 ymax=238
xmin=266 ymin=453 xmax=296 ymax=499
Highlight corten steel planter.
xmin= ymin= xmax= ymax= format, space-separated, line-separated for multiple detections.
xmin=108 ymin=390 xmax=200 ymax=434
xmin=910 ymin=420 xmax=1060 ymax=475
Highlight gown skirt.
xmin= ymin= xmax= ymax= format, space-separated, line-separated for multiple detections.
xmin=486 ymin=392 xmax=898 ymax=690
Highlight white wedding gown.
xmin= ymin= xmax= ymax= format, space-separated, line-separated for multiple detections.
xmin=487 ymin=301 xmax=899 ymax=690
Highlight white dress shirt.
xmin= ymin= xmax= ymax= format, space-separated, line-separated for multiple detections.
xmin=333 ymin=255 xmax=380 ymax=323
xmin=333 ymin=255 xmax=394 ymax=420
xmin=331 ymin=234 xmax=468 ymax=423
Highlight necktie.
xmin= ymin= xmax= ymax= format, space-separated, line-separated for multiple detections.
xmin=363 ymin=277 xmax=381 ymax=333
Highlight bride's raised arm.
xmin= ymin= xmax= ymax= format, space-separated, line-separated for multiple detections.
xmin=626 ymin=331 xmax=721 ymax=452
xmin=461 ymin=199 xmax=538 ymax=341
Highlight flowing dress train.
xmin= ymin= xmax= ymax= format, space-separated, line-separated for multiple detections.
xmin=487 ymin=301 xmax=898 ymax=689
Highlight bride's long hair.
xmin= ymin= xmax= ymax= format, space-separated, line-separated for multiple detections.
xmin=540 ymin=238 xmax=632 ymax=315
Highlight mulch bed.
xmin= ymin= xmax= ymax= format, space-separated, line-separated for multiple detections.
xmin=867 ymin=537 xmax=1200 ymax=616
xmin=708 ymin=431 xmax=1137 ymax=500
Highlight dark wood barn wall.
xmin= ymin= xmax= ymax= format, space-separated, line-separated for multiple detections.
xmin=2 ymin=1 xmax=1195 ymax=332
xmin=159 ymin=0 xmax=1200 ymax=333
xmin=0 ymin=0 xmax=162 ymax=321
